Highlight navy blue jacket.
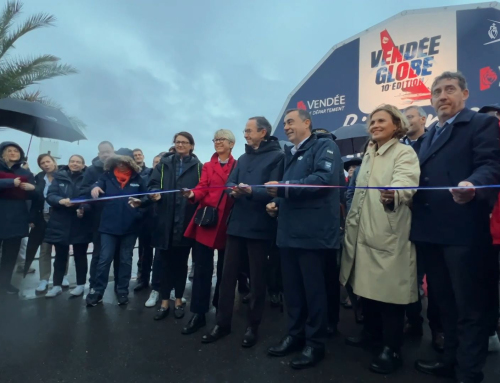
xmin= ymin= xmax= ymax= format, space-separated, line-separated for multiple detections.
xmin=275 ymin=135 xmax=342 ymax=250
xmin=95 ymin=166 xmax=149 ymax=236
xmin=79 ymin=156 xmax=106 ymax=231
xmin=411 ymin=108 xmax=500 ymax=246
xmin=226 ymin=137 xmax=284 ymax=240
xmin=44 ymin=167 xmax=92 ymax=245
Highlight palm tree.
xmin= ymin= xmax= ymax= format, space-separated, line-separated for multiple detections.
xmin=0 ymin=0 xmax=84 ymax=131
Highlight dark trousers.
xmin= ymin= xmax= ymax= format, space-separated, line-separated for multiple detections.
xmin=217 ymin=235 xmax=270 ymax=328
xmin=406 ymin=245 xmax=442 ymax=331
xmin=159 ymin=246 xmax=191 ymax=299
xmin=0 ymin=237 xmax=22 ymax=289
xmin=138 ymin=233 xmax=154 ymax=286
xmin=267 ymin=243 xmax=282 ymax=295
xmin=149 ymin=248 xmax=162 ymax=291
xmin=325 ymin=249 xmax=340 ymax=327
xmin=190 ymin=241 xmax=225 ymax=314
xmin=423 ymin=244 xmax=491 ymax=383
xmin=94 ymin=233 xmax=136 ymax=295
xmin=487 ymin=247 xmax=500 ymax=336
xmin=89 ymin=230 xmax=120 ymax=289
xmin=53 ymin=243 xmax=88 ymax=286
xmin=363 ymin=298 xmax=406 ymax=351
xmin=25 ymin=216 xmax=48 ymax=269
xmin=280 ymin=247 xmax=328 ymax=349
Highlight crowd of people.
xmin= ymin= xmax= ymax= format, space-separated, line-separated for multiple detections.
xmin=0 ymin=70 xmax=500 ymax=383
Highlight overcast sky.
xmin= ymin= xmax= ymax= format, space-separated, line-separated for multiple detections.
xmin=0 ymin=0 xmax=485 ymax=169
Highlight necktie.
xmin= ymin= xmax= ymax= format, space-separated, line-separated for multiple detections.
xmin=431 ymin=122 xmax=448 ymax=145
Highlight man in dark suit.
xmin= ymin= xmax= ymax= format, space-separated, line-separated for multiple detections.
xmin=412 ymin=71 xmax=500 ymax=383
xmin=265 ymin=110 xmax=342 ymax=369
xmin=402 ymin=106 xmax=444 ymax=352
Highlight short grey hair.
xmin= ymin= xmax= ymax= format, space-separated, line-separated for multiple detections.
xmin=248 ymin=116 xmax=272 ymax=139
xmin=431 ymin=71 xmax=468 ymax=92
xmin=214 ymin=129 xmax=236 ymax=143
xmin=404 ymin=106 xmax=427 ymax=118
xmin=285 ymin=108 xmax=313 ymax=131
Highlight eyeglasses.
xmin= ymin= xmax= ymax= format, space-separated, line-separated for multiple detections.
xmin=212 ymin=138 xmax=228 ymax=143
xmin=174 ymin=141 xmax=190 ymax=146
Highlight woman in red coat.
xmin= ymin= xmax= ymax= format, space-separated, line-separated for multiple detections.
xmin=181 ymin=129 xmax=237 ymax=335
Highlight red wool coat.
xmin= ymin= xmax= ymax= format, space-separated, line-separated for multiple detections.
xmin=184 ymin=153 xmax=236 ymax=250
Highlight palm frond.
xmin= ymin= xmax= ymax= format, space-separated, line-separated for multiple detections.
xmin=0 ymin=11 xmax=56 ymax=61
xmin=0 ymin=1 xmax=22 ymax=44
xmin=0 ymin=55 xmax=77 ymax=97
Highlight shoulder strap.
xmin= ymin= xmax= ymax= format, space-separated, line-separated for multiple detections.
xmin=215 ymin=160 xmax=235 ymax=209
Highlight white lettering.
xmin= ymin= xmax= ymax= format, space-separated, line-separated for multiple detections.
xmin=343 ymin=114 xmax=358 ymax=125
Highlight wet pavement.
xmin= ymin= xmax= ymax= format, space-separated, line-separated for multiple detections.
xmin=0 ymin=249 xmax=499 ymax=383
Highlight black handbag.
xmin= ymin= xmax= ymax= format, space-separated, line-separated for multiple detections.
xmin=194 ymin=161 xmax=234 ymax=227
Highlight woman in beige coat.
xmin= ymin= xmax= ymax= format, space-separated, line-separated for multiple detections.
xmin=340 ymin=104 xmax=420 ymax=374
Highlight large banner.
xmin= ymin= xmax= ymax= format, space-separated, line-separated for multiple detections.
xmin=273 ymin=5 xmax=500 ymax=141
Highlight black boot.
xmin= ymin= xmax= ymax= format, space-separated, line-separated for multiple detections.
xmin=290 ymin=346 xmax=325 ymax=370
xmin=201 ymin=325 xmax=231 ymax=344
xmin=182 ymin=314 xmax=206 ymax=335
xmin=369 ymin=346 xmax=403 ymax=374
xmin=414 ymin=360 xmax=455 ymax=378
xmin=345 ymin=330 xmax=381 ymax=348
xmin=268 ymin=335 xmax=305 ymax=357
xmin=242 ymin=326 xmax=258 ymax=348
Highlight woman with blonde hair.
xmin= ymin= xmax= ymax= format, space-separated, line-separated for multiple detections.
xmin=181 ymin=129 xmax=237 ymax=334
xmin=340 ymin=104 xmax=421 ymax=374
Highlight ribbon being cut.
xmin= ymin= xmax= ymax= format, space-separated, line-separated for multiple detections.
xmin=69 ymin=183 xmax=500 ymax=204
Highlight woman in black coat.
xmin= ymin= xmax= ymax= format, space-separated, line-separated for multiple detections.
xmin=44 ymin=155 xmax=92 ymax=298
xmin=0 ymin=141 xmax=36 ymax=294
xmin=148 ymin=132 xmax=202 ymax=320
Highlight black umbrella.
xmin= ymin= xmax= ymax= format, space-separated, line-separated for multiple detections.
xmin=0 ymin=98 xmax=86 ymax=154
xmin=332 ymin=123 xmax=369 ymax=156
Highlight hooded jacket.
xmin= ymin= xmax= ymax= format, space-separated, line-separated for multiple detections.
xmin=0 ymin=141 xmax=35 ymax=240
xmin=94 ymin=154 xmax=149 ymax=236
xmin=225 ymin=137 xmax=284 ymax=240
xmin=44 ymin=166 xmax=92 ymax=245
xmin=148 ymin=152 xmax=202 ymax=249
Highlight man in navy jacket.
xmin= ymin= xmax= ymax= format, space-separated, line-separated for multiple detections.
xmin=266 ymin=109 xmax=342 ymax=370
xmin=412 ymin=72 xmax=500 ymax=383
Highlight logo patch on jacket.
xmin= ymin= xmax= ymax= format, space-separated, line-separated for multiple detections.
xmin=59 ymin=184 xmax=65 ymax=187
xmin=130 ymin=183 xmax=139 ymax=187
xmin=323 ymin=161 xmax=332 ymax=170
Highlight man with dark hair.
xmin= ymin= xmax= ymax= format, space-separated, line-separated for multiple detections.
xmin=202 ymin=116 xmax=284 ymax=348
xmin=265 ymin=110 xmax=342 ymax=369
xmin=412 ymin=72 xmax=500 ymax=383
xmin=80 ymin=141 xmax=120 ymax=292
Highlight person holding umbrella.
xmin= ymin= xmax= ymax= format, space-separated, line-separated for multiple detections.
xmin=0 ymin=141 xmax=36 ymax=294
xmin=44 ymin=155 xmax=92 ymax=298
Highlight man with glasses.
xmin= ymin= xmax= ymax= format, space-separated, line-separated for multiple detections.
xmin=202 ymin=117 xmax=284 ymax=349
xmin=412 ymin=72 xmax=500 ymax=383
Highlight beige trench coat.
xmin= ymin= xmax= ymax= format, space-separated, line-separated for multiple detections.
xmin=340 ymin=138 xmax=421 ymax=305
